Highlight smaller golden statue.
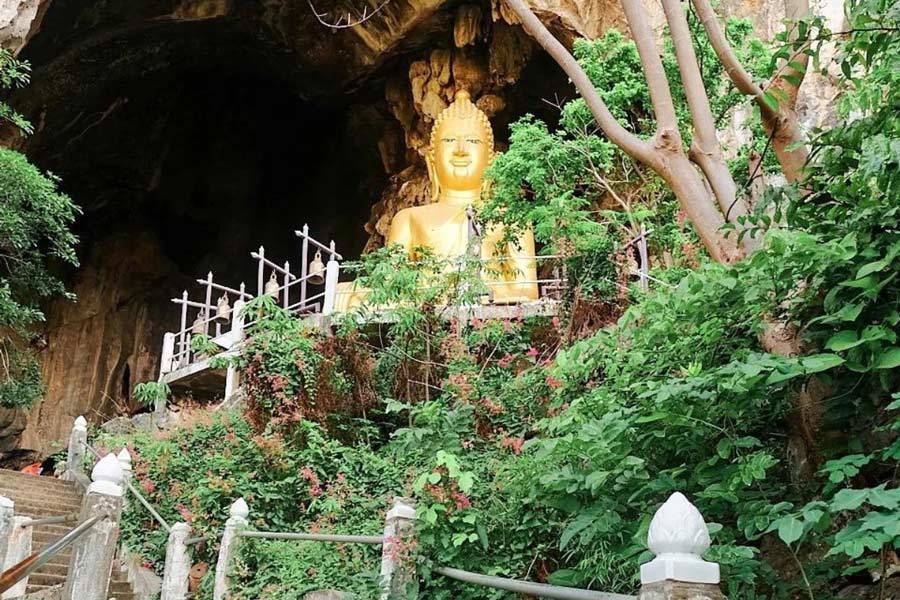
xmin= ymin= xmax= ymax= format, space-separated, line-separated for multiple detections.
xmin=335 ymin=90 xmax=538 ymax=311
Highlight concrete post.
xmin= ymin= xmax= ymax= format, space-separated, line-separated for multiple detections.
xmin=639 ymin=492 xmax=725 ymax=600
xmin=379 ymin=498 xmax=417 ymax=600
xmin=0 ymin=497 xmax=14 ymax=567
xmin=0 ymin=497 xmax=33 ymax=599
xmin=213 ymin=498 xmax=249 ymax=600
xmin=62 ymin=454 xmax=125 ymax=600
xmin=322 ymin=260 xmax=340 ymax=316
xmin=2 ymin=511 xmax=33 ymax=599
xmin=62 ymin=416 xmax=88 ymax=483
xmin=160 ymin=333 xmax=176 ymax=377
xmin=117 ymin=447 xmax=132 ymax=508
xmin=160 ymin=522 xmax=191 ymax=600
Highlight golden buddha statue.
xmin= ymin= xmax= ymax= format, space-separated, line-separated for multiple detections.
xmin=335 ymin=90 xmax=538 ymax=311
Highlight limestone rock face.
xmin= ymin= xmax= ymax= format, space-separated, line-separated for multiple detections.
xmin=21 ymin=231 xmax=180 ymax=454
xmin=0 ymin=0 xmax=45 ymax=54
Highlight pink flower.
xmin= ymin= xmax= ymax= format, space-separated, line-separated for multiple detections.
xmin=545 ymin=375 xmax=563 ymax=389
xmin=452 ymin=491 xmax=471 ymax=510
xmin=526 ymin=347 xmax=539 ymax=358
xmin=552 ymin=316 xmax=561 ymax=328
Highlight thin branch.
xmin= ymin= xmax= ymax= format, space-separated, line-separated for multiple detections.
xmin=691 ymin=0 xmax=765 ymax=101
xmin=307 ymin=0 xmax=391 ymax=30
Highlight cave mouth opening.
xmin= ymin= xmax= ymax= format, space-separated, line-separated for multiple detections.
xmin=28 ymin=66 xmax=388 ymax=286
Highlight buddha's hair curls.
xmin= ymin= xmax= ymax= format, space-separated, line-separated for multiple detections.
xmin=428 ymin=90 xmax=494 ymax=162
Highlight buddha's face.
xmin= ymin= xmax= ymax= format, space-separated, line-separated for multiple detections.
xmin=433 ymin=115 xmax=491 ymax=193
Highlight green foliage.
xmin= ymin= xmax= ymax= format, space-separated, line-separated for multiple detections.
xmin=95 ymin=412 xmax=404 ymax=598
xmin=0 ymin=49 xmax=78 ymax=409
xmin=0 ymin=147 xmax=80 ymax=408
xmin=0 ymin=49 xmax=33 ymax=134
xmin=101 ymin=4 xmax=900 ymax=599
xmin=132 ymin=381 xmax=170 ymax=408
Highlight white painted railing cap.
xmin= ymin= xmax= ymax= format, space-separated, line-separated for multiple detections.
xmin=73 ymin=416 xmax=88 ymax=432
xmin=387 ymin=498 xmax=416 ymax=521
xmin=117 ymin=447 xmax=132 ymax=467
xmin=171 ymin=521 xmax=191 ymax=534
xmin=641 ymin=492 xmax=720 ymax=585
xmin=0 ymin=496 xmax=13 ymax=510
xmin=230 ymin=497 xmax=249 ymax=519
xmin=89 ymin=453 xmax=125 ymax=497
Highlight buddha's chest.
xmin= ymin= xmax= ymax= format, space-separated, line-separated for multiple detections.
xmin=409 ymin=209 xmax=469 ymax=257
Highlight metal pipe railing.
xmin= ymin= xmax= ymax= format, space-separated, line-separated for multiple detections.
xmin=251 ymin=251 xmax=298 ymax=279
xmin=434 ymin=567 xmax=636 ymax=600
xmin=20 ymin=514 xmax=79 ymax=528
xmin=238 ymin=531 xmax=383 ymax=545
xmin=0 ymin=513 xmax=107 ymax=594
xmin=295 ymin=229 xmax=344 ymax=261
xmin=84 ymin=443 xmax=171 ymax=533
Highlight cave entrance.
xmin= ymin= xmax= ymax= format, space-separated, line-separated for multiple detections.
xmin=8 ymin=1 xmax=574 ymax=453
xmin=31 ymin=70 xmax=386 ymax=282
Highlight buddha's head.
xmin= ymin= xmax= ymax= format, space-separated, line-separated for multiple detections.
xmin=428 ymin=90 xmax=494 ymax=197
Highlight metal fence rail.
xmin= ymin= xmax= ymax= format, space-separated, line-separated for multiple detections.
xmin=238 ymin=531 xmax=384 ymax=545
xmin=434 ymin=566 xmax=637 ymax=600
xmin=0 ymin=513 xmax=107 ymax=594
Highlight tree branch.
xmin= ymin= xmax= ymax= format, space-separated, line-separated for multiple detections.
xmin=502 ymin=0 xmax=656 ymax=167
xmin=660 ymin=0 xmax=748 ymax=228
xmin=691 ymin=0 xmax=809 ymax=183
xmin=620 ymin=0 xmax=681 ymax=136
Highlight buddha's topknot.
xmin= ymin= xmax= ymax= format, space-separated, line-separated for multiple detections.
xmin=428 ymin=89 xmax=494 ymax=161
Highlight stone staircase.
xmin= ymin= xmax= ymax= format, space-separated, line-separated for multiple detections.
xmin=0 ymin=469 xmax=137 ymax=600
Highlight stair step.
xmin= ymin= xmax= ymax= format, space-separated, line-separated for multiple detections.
xmin=0 ymin=470 xmax=81 ymax=492
xmin=0 ymin=470 xmax=139 ymax=600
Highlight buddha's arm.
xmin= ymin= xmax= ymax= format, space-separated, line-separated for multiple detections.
xmin=386 ymin=210 xmax=414 ymax=257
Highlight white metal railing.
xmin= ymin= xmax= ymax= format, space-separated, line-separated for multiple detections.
xmin=160 ymin=226 xmax=341 ymax=377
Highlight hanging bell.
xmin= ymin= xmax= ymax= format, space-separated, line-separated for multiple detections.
xmin=191 ymin=311 xmax=206 ymax=336
xmin=214 ymin=294 xmax=231 ymax=324
xmin=308 ymin=250 xmax=326 ymax=285
xmin=264 ymin=271 xmax=280 ymax=298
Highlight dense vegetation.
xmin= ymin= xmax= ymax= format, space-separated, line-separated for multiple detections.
xmin=0 ymin=50 xmax=79 ymax=408
xmin=101 ymin=2 xmax=900 ymax=599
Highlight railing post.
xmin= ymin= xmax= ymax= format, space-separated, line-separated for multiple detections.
xmin=117 ymin=447 xmax=132 ymax=508
xmin=62 ymin=416 xmax=88 ymax=484
xmin=322 ymin=259 xmax=340 ymax=316
xmin=1 ymin=500 xmax=33 ymax=600
xmin=62 ymin=454 xmax=125 ymax=600
xmin=379 ymin=498 xmax=417 ymax=600
xmin=0 ymin=496 xmax=34 ymax=599
xmin=0 ymin=497 xmax=13 ymax=568
xmin=160 ymin=332 xmax=176 ymax=377
xmin=161 ymin=522 xmax=191 ymax=600
xmin=213 ymin=498 xmax=249 ymax=600
xmin=639 ymin=492 xmax=724 ymax=600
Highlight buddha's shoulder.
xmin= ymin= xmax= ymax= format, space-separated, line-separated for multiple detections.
xmin=395 ymin=203 xmax=438 ymax=221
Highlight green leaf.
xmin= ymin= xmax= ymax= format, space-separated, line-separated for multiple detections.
xmin=832 ymin=488 xmax=869 ymax=511
xmin=874 ymin=347 xmax=900 ymax=370
xmin=825 ymin=331 xmax=862 ymax=351
xmin=800 ymin=353 xmax=845 ymax=374
xmin=777 ymin=516 xmax=804 ymax=545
